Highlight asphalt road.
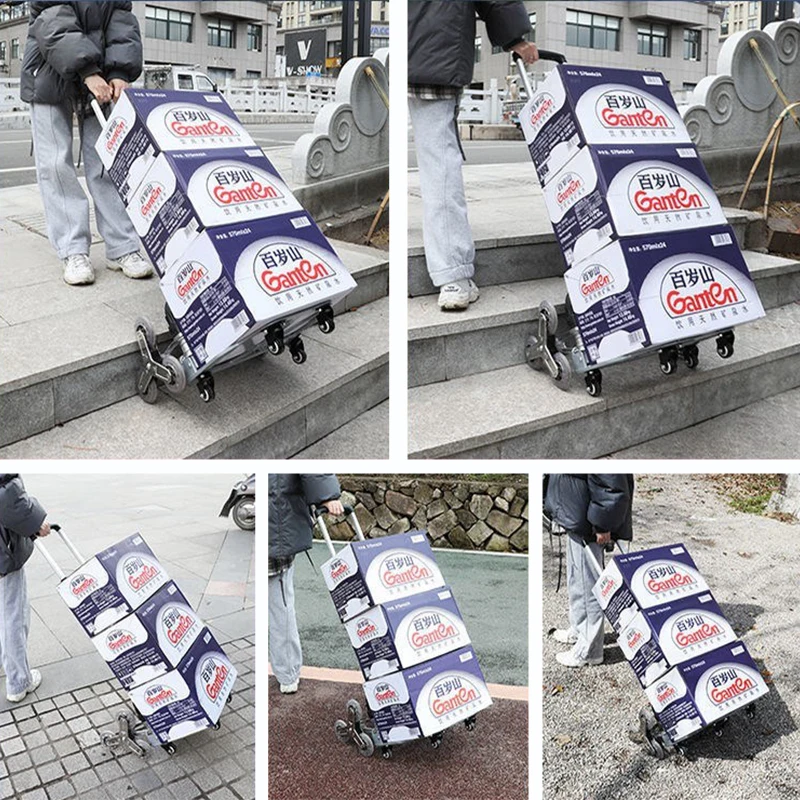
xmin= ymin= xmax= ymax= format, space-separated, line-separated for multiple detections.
xmin=407 ymin=131 xmax=528 ymax=169
xmin=0 ymin=121 xmax=313 ymax=189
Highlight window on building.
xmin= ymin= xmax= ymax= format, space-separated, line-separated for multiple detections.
xmin=0 ymin=2 xmax=29 ymax=23
xmin=529 ymin=11 xmax=537 ymax=42
xmin=247 ymin=23 xmax=262 ymax=51
xmin=749 ymin=1 xmax=759 ymax=14
xmin=475 ymin=36 xmax=482 ymax=63
xmin=206 ymin=66 xmax=235 ymax=85
xmin=684 ymin=28 xmax=701 ymax=61
xmin=638 ymin=22 xmax=670 ymax=57
xmin=371 ymin=37 xmax=389 ymax=52
xmin=566 ymin=10 xmax=620 ymax=51
xmin=748 ymin=18 xmax=758 ymax=29
xmin=246 ymin=70 xmax=261 ymax=79
xmin=208 ymin=18 xmax=235 ymax=48
xmin=11 ymin=38 xmax=20 ymax=60
xmin=145 ymin=6 xmax=193 ymax=42
xmin=0 ymin=42 xmax=6 ymax=63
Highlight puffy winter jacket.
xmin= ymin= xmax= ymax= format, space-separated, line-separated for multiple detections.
xmin=409 ymin=0 xmax=531 ymax=88
xmin=0 ymin=474 xmax=47 ymax=576
xmin=20 ymin=1 xmax=142 ymax=105
xmin=268 ymin=474 xmax=341 ymax=560
xmin=544 ymin=474 xmax=634 ymax=543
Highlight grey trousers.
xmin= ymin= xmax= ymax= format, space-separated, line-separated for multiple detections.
xmin=0 ymin=567 xmax=33 ymax=697
xmin=268 ymin=563 xmax=302 ymax=686
xmin=30 ymin=101 xmax=140 ymax=260
xmin=566 ymin=533 xmax=605 ymax=661
xmin=409 ymin=95 xmax=475 ymax=287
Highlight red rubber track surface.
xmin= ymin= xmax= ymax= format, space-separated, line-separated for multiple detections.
xmin=268 ymin=679 xmax=528 ymax=800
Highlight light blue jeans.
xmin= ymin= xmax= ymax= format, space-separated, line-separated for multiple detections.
xmin=409 ymin=95 xmax=476 ymax=287
xmin=567 ymin=533 xmax=606 ymax=661
xmin=0 ymin=567 xmax=33 ymax=697
xmin=30 ymin=101 xmax=140 ymax=260
xmin=268 ymin=562 xmax=302 ymax=686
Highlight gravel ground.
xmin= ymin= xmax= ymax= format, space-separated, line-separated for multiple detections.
xmin=542 ymin=474 xmax=800 ymax=800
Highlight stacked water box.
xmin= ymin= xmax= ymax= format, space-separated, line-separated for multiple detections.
xmin=320 ymin=530 xmax=493 ymax=744
xmin=520 ymin=65 xmax=765 ymax=368
xmin=57 ymin=533 xmax=237 ymax=745
xmin=593 ymin=543 xmax=768 ymax=744
xmin=95 ymin=89 xmax=356 ymax=373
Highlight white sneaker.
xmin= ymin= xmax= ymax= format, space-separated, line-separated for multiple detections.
xmin=556 ymin=651 xmax=603 ymax=668
xmin=63 ymin=254 xmax=95 ymax=285
xmin=107 ymin=251 xmax=153 ymax=279
xmin=438 ymin=279 xmax=479 ymax=311
xmin=552 ymin=628 xmax=578 ymax=645
xmin=279 ymin=680 xmax=299 ymax=694
xmin=7 ymin=669 xmax=42 ymax=702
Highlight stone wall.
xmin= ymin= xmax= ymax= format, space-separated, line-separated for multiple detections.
xmin=316 ymin=476 xmax=528 ymax=553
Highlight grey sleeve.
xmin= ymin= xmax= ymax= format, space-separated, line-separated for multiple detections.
xmin=475 ymin=0 xmax=532 ymax=48
xmin=103 ymin=2 xmax=143 ymax=83
xmin=31 ymin=3 xmax=104 ymax=80
xmin=300 ymin=474 xmax=342 ymax=507
xmin=586 ymin=474 xmax=632 ymax=532
xmin=0 ymin=480 xmax=47 ymax=538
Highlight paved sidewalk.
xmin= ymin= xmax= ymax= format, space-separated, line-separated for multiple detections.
xmin=0 ymin=474 xmax=255 ymax=713
xmin=0 ymin=636 xmax=255 ymax=800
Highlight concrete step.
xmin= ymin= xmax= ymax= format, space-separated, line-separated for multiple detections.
xmin=0 ymin=240 xmax=388 ymax=448
xmin=408 ymin=206 xmax=764 ymax=297
xmin=0 ymin=297 xmax=388 ymax=459
xmin=292 ymin=399 xmax=389 ymax=459
xmin=408 ymin=300 xmax=800 ymax=459
xmin=610 ymin=386 xmax=800 ymax=458
xmin=408 ymin=250 xmax=800 ymax=388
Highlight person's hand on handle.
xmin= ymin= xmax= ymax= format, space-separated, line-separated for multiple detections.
xmin=109 ymin=78 xmax=130 ymax=102
xmin=511 ymin=41 xmax=539 ymax=64
xmin=37 ymin=521 xmax=51 ymax=538
xmin=595 ymin=531 xmax=611 ymax=546
xmin=322 ymin=499 xmax=345 ymax=517
xmin=84 ymin=74 xmax=113 ymax=104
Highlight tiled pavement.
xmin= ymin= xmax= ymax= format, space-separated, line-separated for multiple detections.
xmin=0 ymin=636 xmax=255 ymax=800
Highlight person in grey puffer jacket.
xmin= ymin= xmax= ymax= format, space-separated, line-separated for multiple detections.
xmin=545 ymin=474 xmax=634 ymax=668
xmin=0 ymin=474 xmax=51 ymax=703
xmin=409 ymin=1 xmax=538 ymax=310
xmin=268 ymin=474 xmax=343 ymax=694
xmin=21 ymin=1 xmax=152 ymax=286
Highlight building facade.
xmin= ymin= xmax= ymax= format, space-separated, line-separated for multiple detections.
xmin=276 ymin=0 xmax=389 ymax=73
xmin=0 ymin=1 xmax=280 ymax=80
xmin=473 ymin=1 xmax=725 ymax=92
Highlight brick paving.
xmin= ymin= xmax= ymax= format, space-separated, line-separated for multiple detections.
xmin=0 ymin=637 xmax=255 ymax=800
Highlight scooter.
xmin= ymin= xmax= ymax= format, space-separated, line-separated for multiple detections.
xmin=219 ymin=475 xmax=255 ymax=531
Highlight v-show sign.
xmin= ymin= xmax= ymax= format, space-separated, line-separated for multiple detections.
xmin=285 ymin=29 xmax=327 ymax=76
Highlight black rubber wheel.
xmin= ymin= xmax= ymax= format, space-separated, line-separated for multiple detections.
xmin=745 ymin=704 xmax=756 ymax=720
xmin=231 ymin=497 xmax=255 ymax=531
xmin=465 ymin=717 xmax=477 ymax=732
xmin=716 ymin=342 xmax=734 ymax=359
xmin=539 ymin=300 xmax=558 ymax=336
xmin=162 ymin=354 xmax=187 ymax=395
xmin=381 ymin=746 xmax=392 ymax=760
xmin=164 ymin=743 xmax=176 ymax=756
xmin=267 ymin=338 xmax=285 ymax=356
xmin=139 ymin=377 xmax=159 ymax=404
xmin=346 ymin=699 xmax=362 ymax=724
xmin=552 ymin=351 xmax=572 ymax=391
xmin=134 ymin=316 xmax=156 ymax=349
xmin=199 ymin=386 xmax=214 ymax=403
xmin=290 ymin=340 xmax=307 ymax=364
xmin=318 ymin=317 xmax=335 ymax=334
xmin=212 ymin=722 xmax=221 ymax=731
xmin=334 ymin=720 xmax=350 ymax=743
xmin=659 ymin=351 xmax=678 ymax=375
xmin=585 ymin=372 xmax=602 ymax=397
xmin=356 ymin=732 xmax=374 ymax=757
xmin=683 ymin=345 xmax=699 ymax=369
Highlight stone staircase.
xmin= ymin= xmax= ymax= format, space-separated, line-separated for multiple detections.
xmin=0 ymin=228 xmax=389 ymax=459
xmin=408 ymin=208 xmax=800 ymax=458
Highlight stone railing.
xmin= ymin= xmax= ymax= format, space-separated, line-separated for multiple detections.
xmin=291 ymin=48 xmax=388 ymax=219
xmin=316 ymin=476 xmax=529 ymax=553
xmin=219 ymin=81 xmax=335 ymax=115
xmin=0 ymin=78 xmax=22 ymax=113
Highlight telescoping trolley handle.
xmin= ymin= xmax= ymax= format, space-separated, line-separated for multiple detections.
xmin=512 ymin=49 xmax=566 ymax=100
xmin=313 ymin=504 xmax=364 ymax=559
xmin=581 ymin=538 xmax=627 ymax=581
xmin=90 ymin=98 xmax=108 ymax=128
xmin=34 ymin=524 xmax=87 ymax=581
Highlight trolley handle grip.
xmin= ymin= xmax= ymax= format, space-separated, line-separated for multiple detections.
xmin=512 ymin=50 xmax=566 ymax=100
xmin=34 ymin=524 xmax=87 ymax=581
xmin=90 ymin=98 xmax=108 ymax=128
xmin=313 ymin=503 xmax=364 ymax=560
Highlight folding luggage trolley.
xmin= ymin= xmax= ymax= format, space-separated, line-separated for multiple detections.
xmin=36 ymin=526 xmax=237 ymax=758
xmin=313 ymin=507 xmax=492 ymax=759
xmin=514 ymin=52 xmax=766 ymax=396
xmin=580 ymin=540 xmax=769 ymax=759
xmin=90 ymin=90 xmax=356 ymax=404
